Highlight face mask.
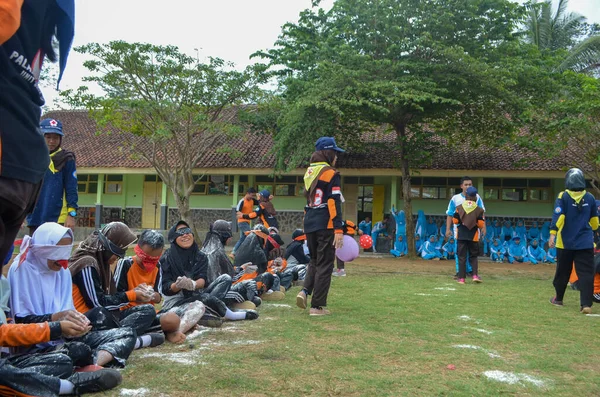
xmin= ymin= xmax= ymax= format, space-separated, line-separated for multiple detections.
xmin=175 ymin=227 xmax=193 ymax=237
xmin=134 ymin=245 xmax=161 ymax=272
xmin=30 ymin=245 xmax=73 ymax=270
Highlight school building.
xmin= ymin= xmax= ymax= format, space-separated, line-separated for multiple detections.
xmin=45 ymin=109 xmax=594 ymax=234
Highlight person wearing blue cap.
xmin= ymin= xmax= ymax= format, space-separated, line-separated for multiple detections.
xmin=26 ymin=119 xmax=78 ymax=235
xmin=296 ymin=136 xmax=345 ymax=316
xmin=452 ymin=186 xmax=485 ymax=284
xmin=549 ymin=168 xmax=599 ymax=314
xmin=0 ymin=0 xmax=76 ymax=264
xmin=445 ymin=177 xmax=486 ymax=279
xmin=239 ymin=189 xmax=279 ymax=230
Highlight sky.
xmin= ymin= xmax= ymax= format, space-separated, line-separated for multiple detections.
xmin=43 ymin=0 xmax=599 ymax=109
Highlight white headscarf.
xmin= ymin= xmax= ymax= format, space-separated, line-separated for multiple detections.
xmin=8 ymin=222 xmax=75 ymax=319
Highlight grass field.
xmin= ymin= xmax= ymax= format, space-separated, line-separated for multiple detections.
xmin=103 ymin=257 xmax=600 ymax=396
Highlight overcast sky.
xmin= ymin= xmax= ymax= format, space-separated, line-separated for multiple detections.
xmin=44 ymin=0 xmax=599 ymax=109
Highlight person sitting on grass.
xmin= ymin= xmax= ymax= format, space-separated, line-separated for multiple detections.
xmin=442 ymin=237 xmax=456 ymax=260
xmin=528 ymin=221 xmax=540 ymax=242
xmin=421 ymin=235 xmax=443 ymax=260
xmin=390 ymin=234 xmax=408 ymax=258
xmin=490 ymin=238 xmax=506 ymax=263
xmin=452 ymin=186 xmax=485 ymax=284
xmin=113 ymin=230 xmax=192 ymax=344
xmin=540 ymin=221 xmax=551 ymax=246
xmin=160 ymin=221 xmax=258 ymax=326
xmin=507 ymin=236 xmax=528 ymax=264
xmin=425 ymin=217 xmax=438 ymax=237
xmin=527 ymin=238 xmax=546 ymax=265
xmin=69 ymin=222 xmax=162 ymax=348
xmin=414 ymin=234 xmax=423 ymax=256
xmin=482 ymin=219 xmax=493 ymax=256
xmin=371 ymin=216 xmax=391 ymax=253
xmin=545 ymin=246 xmax=557 ymax=264
xmin=502 ymin=221 xmax=514 ymax=242
xmin=284 ymin=229 xmax=309 ymax=284
xmin=514 ymin=220 xmax=527 ymax=246
xmin=434 ymin=235 xmax=445 ymax=258
xmin=8 ymin=222 xmax=137 ymax=369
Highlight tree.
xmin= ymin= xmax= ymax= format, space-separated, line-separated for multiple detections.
xmin=255 ymin=0 xmax=553 ymax=256
xmin=62 ymin=41 xmax=265 ymax=237
xmin=522 ymin=0 xmax=600 ymax=73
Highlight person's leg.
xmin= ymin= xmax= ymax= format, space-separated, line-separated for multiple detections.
xmin=8 ymin=350 xmax=74 ymax=379
xmin=337 ymin=258 xmax=345 ymax=270
xmin=573 ymin=249 xmax=595 ymax=309
xmin=508 ymin=255 xmax=514 ymax=264
xmin=75 ymin=328 xmax=136 ymax=368
xmin=278 ymin=269 xmax=295 ymax=290
xmin=468 ymin=241 xmax=479 ymax=277
xmin=0 ymin=177 xmax=41 ymax=262
xmin=171 ymin=301 xmax=204 ymax=335
xmin=309 ymin=230 xmax=336 ymax=308
xmin=118 ymin=304 xmax=157 ymax=336
xmin=454 ymin=240 xmax=460 ymax=273
xmin=371 ymin=231 xmax=380 ymax=252
xmin=422 ymin=253 xmax=435 ymax=260
xmin=529 ymin=254 xmax=538 ymax=265
xmin=303 ymin=232 xmax=319 ymax=296
xmin=0 ymin=359 xmax=62 ymax=397
xmin=204 ymin=274 xmax=233 ymax=300
xmin=232 ymin=222 xmax=251 ymax=254
xmin=457 ymin=241 xmax=468 ymax=280
xmin=553 ymin=248 xmax=575 ymax=302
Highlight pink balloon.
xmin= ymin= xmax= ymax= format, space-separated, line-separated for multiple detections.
xmin=336 ymin=235 xmax=360 ymax=262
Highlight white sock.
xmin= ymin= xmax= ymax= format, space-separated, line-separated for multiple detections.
xmin=134 ymin=334 xmax=153 ymax=349
xmin=59 ymin=379 xmax=75 ymax=395
xmin=224 ymin=308 xmax=246 ymax=321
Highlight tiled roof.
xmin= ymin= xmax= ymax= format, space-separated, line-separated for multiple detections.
xmin=44 ymin=109 xmax=566 ymax=172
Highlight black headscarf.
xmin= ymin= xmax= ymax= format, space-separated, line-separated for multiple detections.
xmin=163 ymin=221 xmax=201 ymax=279
xmin=201 ymin=220 xmax=234 ymax=284
xmin=565 ymin=168 xmax=586 ymax=191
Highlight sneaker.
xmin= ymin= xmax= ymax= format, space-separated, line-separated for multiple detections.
xmin=244 ymin=310 xmax=259 ymax=320
xmin=251 ymin=296 xmax=262 ymax=308
xmin=68 ymin=369 xmax=122 ymax=394
xmin=457 ymin=278 xmax=465 ymax=285
xmin=262 ymin=290 xmax=285 ymax=301
xmin=75 ymin=365 xmax=104 ymax=373
xmin=279 ymin=286 xmax=286 ymax=293
xmin=338 ymin=269 xmax=346 ymax=277
xmin=549 ymin=297 xmax=564 ymax=306
xmin=332 ymin=270 xmax=340 ymax=277
xmin=581 ymin=306 xmax=592 ymax=314
xmin=198 ymin=314 xmax=223 ymax=328
xmin=309 ymin=307 xmax=331 ymax=316
xmin=231 ymin=301 xmax=256 ymax=311
xmin=148 ymin=332 xmax=165 ymax=348
xmin=296 ymin=290 xmax=307 ymax=309
xmin=472 ymin=275 xmax=482 ymax=283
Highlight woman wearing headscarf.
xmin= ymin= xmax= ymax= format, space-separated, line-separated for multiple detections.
xmin=284 ymin=229 xmax=309 ymax=282
xmin=493 ymin=220 xmax=502 ymax=240
xmin=296 ymin=137 xmax=345 ymax=316
xmin=8 ymin=222 xmax=136 ymax=369
xmin=160 ymin=221 xmax=258 ymax=324
xmin=501 ymin=221 xmax=514 ymax=242
xmin=390 ymin=235 xmax=408 ymax=258
xmin=415 ymin=210 xmax=427 ymax=240
xmin=549 ymin=168 xmax=599 ymax=314
xmin=482 ymin=219 xmax=493 ymax=256
xmin=68 ymin=223 xmax=159 ymax=346
xmin=490 ymin=238 xmax=506 ymax=262
xmin=443 ymin=237 xmax=456 ymax=260
xmin=391 ymin=206 xmax=406 ymax=237
xmin=514 ymin=220 xmax=527 ymax=247
xmin=527 ymin=238 xmax=546 ymax=265
xmin=202 ymin=220 xmax=261 ymax=310
xmin=527 ymin=221 xmax=540 ymax=242
xmin=425 ymin=217 xmax=438 ymax=238
xmin=421 ymin=235 xmax=443 ymax=260
xmin=414 ymin=234 xmax=423 ymax=256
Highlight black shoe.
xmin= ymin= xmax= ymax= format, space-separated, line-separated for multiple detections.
xmin=244 ymin=310 xmax=259 ymax=320
xmin=198 ymin=314 xmax=223 ymax=328
xmin=252 ymin=296 xmax=262 ymax=308
xmin=148 ymin=332 xmax=165 ymax=347
xmin=68 ymin=369 xmax=122 ymax=395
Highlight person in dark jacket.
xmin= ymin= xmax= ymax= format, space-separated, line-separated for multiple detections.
xmin=0 ymin=0 xmax=75 ymax=265
xmin=27 ymin=118 xmax=78 ymax=234
xmin=549 ymin=168 xmax=599 ymax=314
xmin=296 ymin=137 xmax=345 ymax=316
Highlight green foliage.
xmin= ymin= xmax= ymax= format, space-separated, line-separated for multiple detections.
xmin=61 ymin=41 xmax=266 ymax=230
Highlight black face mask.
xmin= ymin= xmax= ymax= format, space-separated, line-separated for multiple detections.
xmin=98 ymin=231 xmax=126 ymax=258
xmin=175 ymin=227 xmax=193 ymax=237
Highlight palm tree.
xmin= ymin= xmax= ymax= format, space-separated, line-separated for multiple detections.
xmin=523 ymin=0 xmax=600 ymax=73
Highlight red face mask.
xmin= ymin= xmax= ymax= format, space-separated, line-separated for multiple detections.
xmin=134 ymin=245 xmax=161 ymax=272
xmin=56 ymin=260 xmax=69 ymax=269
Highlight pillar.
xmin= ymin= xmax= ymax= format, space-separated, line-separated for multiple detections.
xmin=232 ymin=175 xmax=240 ymax=232
xmin=95 ymin=173 xmax=104 ymax=230
xmin=160 ymin=182 xmax=168 ymax=230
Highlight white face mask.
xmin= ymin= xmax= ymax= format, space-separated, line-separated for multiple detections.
xmin=31 ymin=244 xmax=73 ymax=262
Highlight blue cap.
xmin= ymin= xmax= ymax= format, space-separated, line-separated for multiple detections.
xmin=40 ymin=119 xmax=64 ymax=136
xmin=466 ymin=186 xmax=478 ymax=197
xmin=260 ymin=189 xmax=270 ymax=198
xmin=315 ymin=136 xmax=345 ymax=152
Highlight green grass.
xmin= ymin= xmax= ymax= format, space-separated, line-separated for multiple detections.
xmin=106 ymin=261 xmax=600 ymax=397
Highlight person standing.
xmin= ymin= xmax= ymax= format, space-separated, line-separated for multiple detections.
xmin=549 ymin=168 xmax=599 ymax=314
xmin=452 ymin=187 xmax=485 ymax=284
xmin=0 ymin=0 xmax=75 ymax=262
xmin=296 ymin=137 xmax=345 ymax=316
xmin=445 ymin=176 xmax=486 ymax=277
xmin=233 ymin=187 xmax=258 ymax=256
xmin=27 ymin=118 xmax=78 ymax=234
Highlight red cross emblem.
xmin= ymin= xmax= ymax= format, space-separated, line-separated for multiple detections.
xmin=49 ymin=119 xmax=58 ymax=127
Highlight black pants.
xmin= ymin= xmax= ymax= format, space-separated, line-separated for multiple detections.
xmin=117 ymin=304 xmax=157 ymax=336
xmin=0 ymin=177 xmax=41 ymax=262
xmin=457 ymin=240 xmax=479 ymax=279
xmin=305 ymin=229 xmax=335 ymax=308
xmin=72 ymin=327 xmax=136 ymax=368
xmin=8 ymin=350 xmax=74 ymax=378
xmin=0 ymin=358 xmax=61 ymax=397
xmin=336 ymin=258 xmax=345 ymax=270
xmin=554 ymin=248 xmax=594 ymax=307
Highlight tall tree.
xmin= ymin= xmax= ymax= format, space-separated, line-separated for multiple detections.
xmin=255 ymin=0 xmax=552 ymax=256
xmin=63 ymin=41 xmax=265 ymax=237
xmin=522 ymin=0 xmax=600 ymax=73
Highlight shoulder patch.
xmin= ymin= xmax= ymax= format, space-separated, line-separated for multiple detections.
xmin=557 ymin=192 xmax=564 ymax=199
xmin=319 ymin=169 xmax=336 ymax=183
xmin=554 ymin=206 xmax=562 ymax=214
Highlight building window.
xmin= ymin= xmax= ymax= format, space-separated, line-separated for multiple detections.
xmin=104 ymin=175 xmax=123 ymax=195
xmin=408 ymin=177 xmax=451 ymax=199
xmin=357 ymin=185 xmax=373 ymax=221
xmin=77 ymin=174 xmax=98 ymax=194
xmin=193 ymin=175 xmax=247 ymax=195
xmin=483 ymin=178 xmax=550 ymax=202
xmin=256 ymin=175 xmax=304 ymax=197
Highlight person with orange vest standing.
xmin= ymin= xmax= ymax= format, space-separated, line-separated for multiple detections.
xmin=233 ymin=187 xmax=258 ymax=256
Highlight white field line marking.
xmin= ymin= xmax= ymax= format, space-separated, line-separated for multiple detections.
xmin=453 ymin=344 xmax=502 ymax=359
xmin=483 ymin=370 xmax=548 ymax=388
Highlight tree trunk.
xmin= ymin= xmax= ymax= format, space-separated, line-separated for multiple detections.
xmin=395 ymin=122 xmax=416 ymax=258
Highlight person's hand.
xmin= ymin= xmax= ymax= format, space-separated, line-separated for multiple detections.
xmin=52 ymin=310 xmax=90 ymax=328
xmin=358 ymin=230 xmax=363 ymax=236
xmin=60 ymin=320 xmax=91 ymax=338
xmin=334 ymin=233 xmax=344 ymax=249
xmin=133 ymin=285 xmax=153 ymax=302
xmin=236 ymin=211 xmax=243 ymax=219
xmin=65 ymin=216 xmax=76 ymax=231
xmin=152 ymin=292 xmax=161 ymax=303
xmin=446 ymin=229 xmax=453 ymax=238
xmin=548 ymin=234 xmax=556 ymax=248
xmin=481 ymin=227 xmax=486 ymax=238
xmin=175 ymin=276 xmax=196 ymax=291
